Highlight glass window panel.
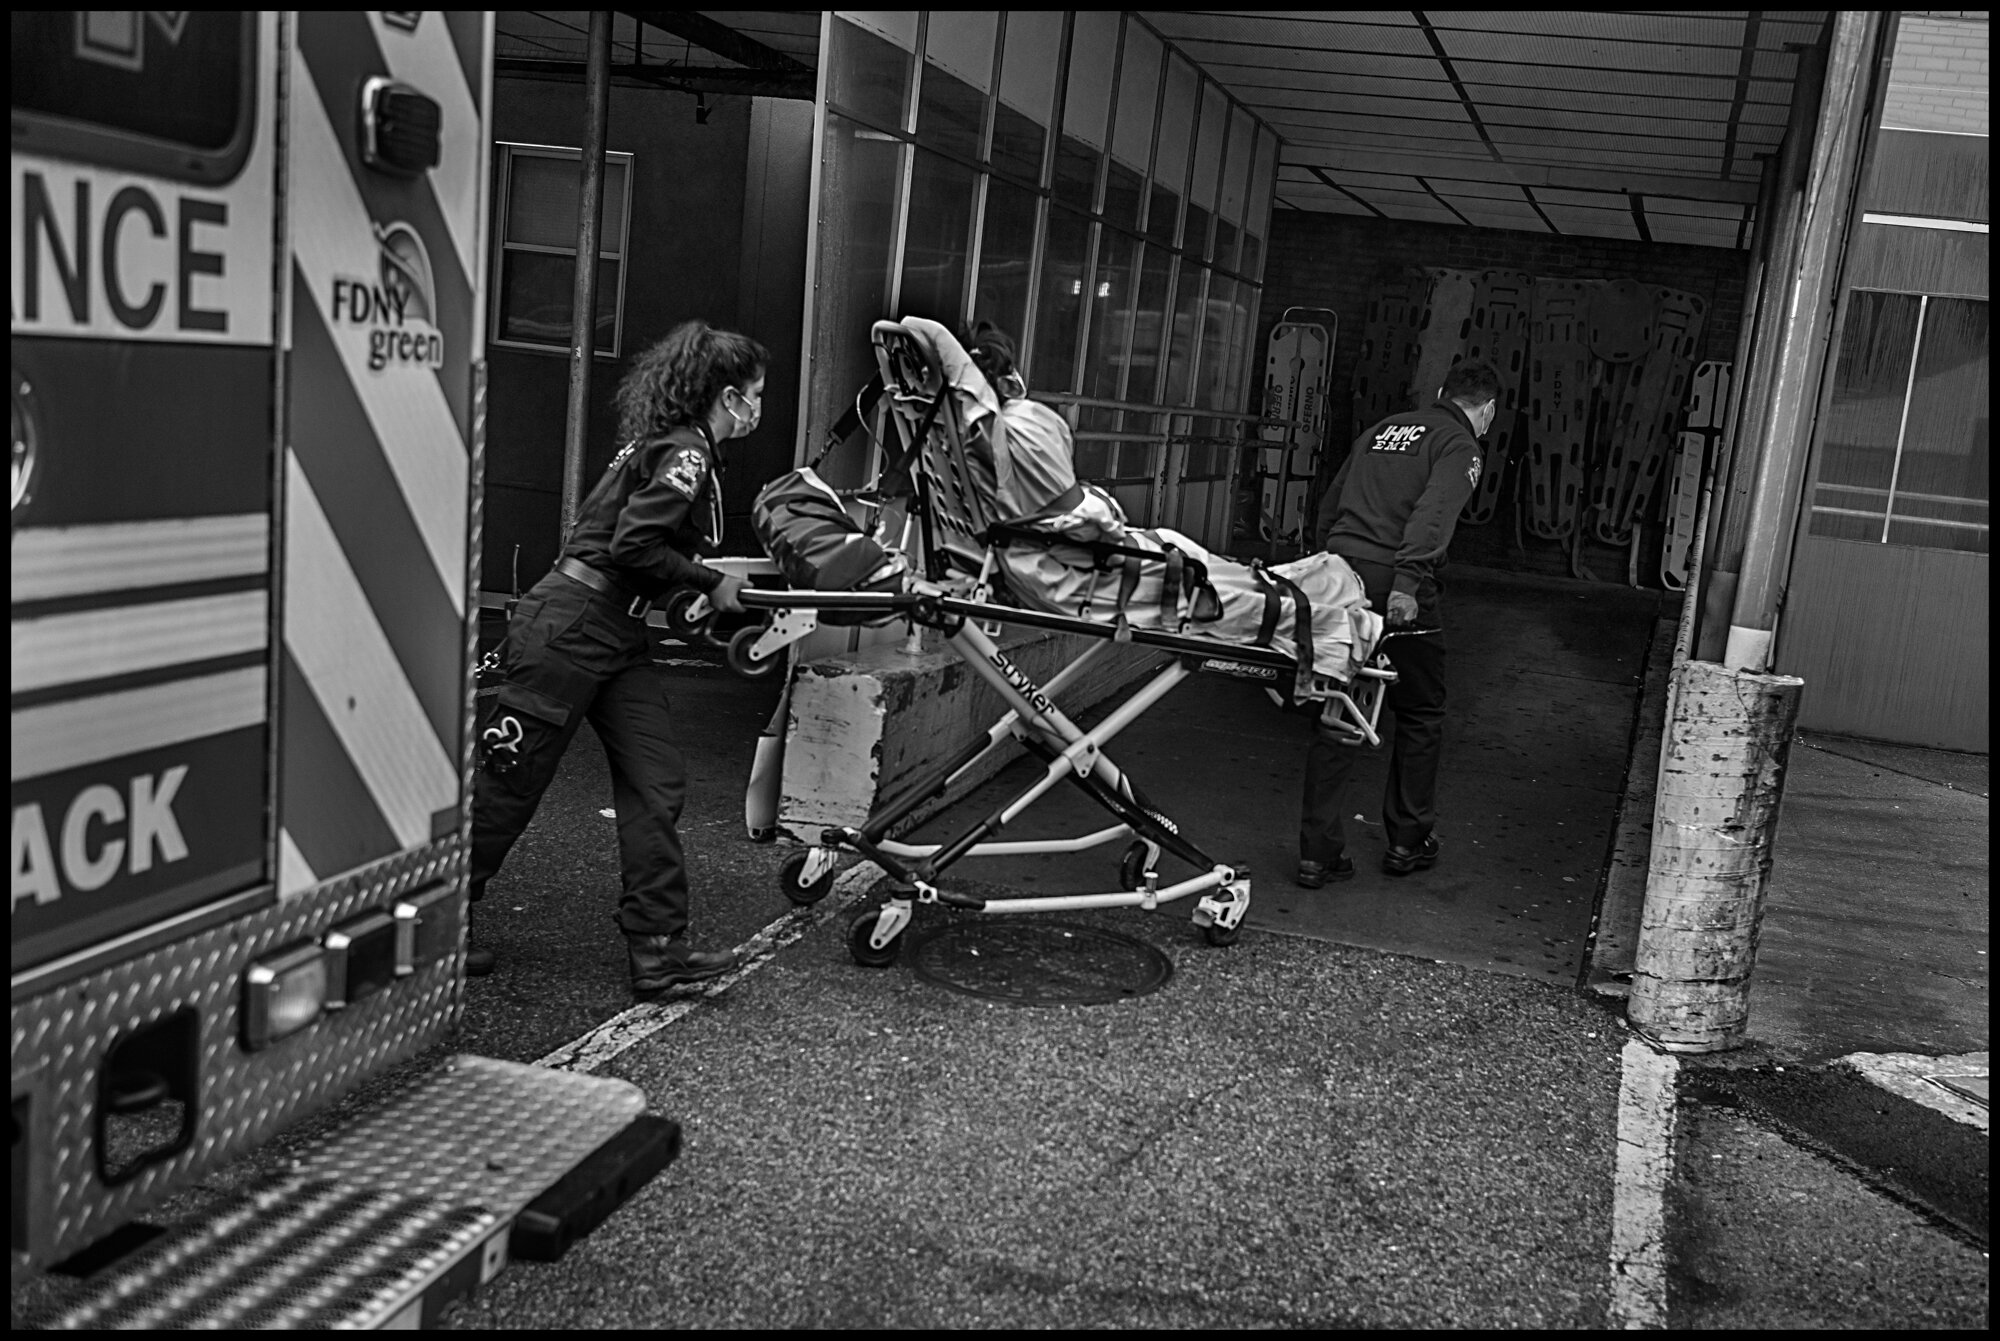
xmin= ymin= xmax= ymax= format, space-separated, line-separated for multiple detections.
xmin=840 ymin=11 xmax=918 ymax=49
xmin=1886 ymin=518 xmax=1986 ymax=551
xmin=1154 ymin=56 xmax=1197 ymax=198
xmin=504 ymin=153 xmax=628 ymax=256
xmin=1085 ymin=228 xmax=1141 ymax=402
xmin=1892 ymin=297 xmax=1989 ymax=537
xmin=498 ymin=252 xmax=618 ymax=349
xmin=1031 ymin=207 xmax=1092 ymax=394
xmin=1164 ymin=263 xmax=1208 ymax=406
xmin=1199 ymin=275 xmax=1237 ymax=410
xmin=1073 ymin=435 xmax=1111 ymax=480
xmin=1103 ymin=160 xmax=1144 ymax=233
xmin=990 ymin=100 xmax=1046 ymax=185
xmin=1184 ymin=201 xmax=1213 ymax=262
xmin=1239 ymin=232 xmax=1263 ymax=284
xmin=915 ymin=62 xmax=984 ymax=160
xmin=1111 ymin=22 xmax=1162 ymax=171
xmin=1247 ymin=132 xmax=1278 ymax=236
xmin=996 ymin=10 xmax=1061 ymax=126
xmin=1190 ymin=86 xmax=1226 ymax=212
xmin=922 ymin=11 xmax=995 ymax=91
xmin=1213 ymin=217 xmax=1239 ymax=273
xmin=972 ymin=175 xmax=1039 ymax=347
xmin=1809 ymin=290 xmax=1919 ymax=537
xmin=1219 ymin=105 xmax=1255 ymax=225
xmin=1146 ymin=183 xmax=1181 ymax=246
xmin=1062 ymin=10 xmax=1119 ymax=150
xmin=809 ymin=111 xmax=906 ymax=481
xmin=899 ymin=148 xmax=977 ymax=325
xmin=1129 ymin=244 xmax=1174 ymax=401
xmin=1226 ymin=283 xmax=1256 ymax=412
xmin=830 ymin=15 xmax=915 ymax=130
xmin=1052 ymin=133 xmax=1099 ymax=213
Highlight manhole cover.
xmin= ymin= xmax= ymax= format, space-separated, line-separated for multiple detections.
xmin=907 ymin=919 xmax=1173 ymax=1005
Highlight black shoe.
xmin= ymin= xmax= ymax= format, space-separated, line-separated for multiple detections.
xmin=465 ymin=945 xmax=496 ymax=977
xmin=1382 ymin=834 xmax=1441 ymax=876
xmin=1295 ymin=856 xmax=1355 ymax=888
xmin=628 ymin=935 xmax=740 ymax=998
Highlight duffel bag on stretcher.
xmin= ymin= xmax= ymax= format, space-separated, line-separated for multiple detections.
xmin=750 ymin=467 xmax=907 ymax=624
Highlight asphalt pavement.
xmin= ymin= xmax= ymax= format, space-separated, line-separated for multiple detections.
xmin=443 ymin=566 xmax=1985 ymax=1328
xmin=16 ymin=569 xmax=1982 ymax=1328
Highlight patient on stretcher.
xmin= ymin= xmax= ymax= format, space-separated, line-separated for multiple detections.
xmin=752 ymin=317 xmax=1381 ymax=702
xmin=951 ymin=321 xmax=1382 ymax=697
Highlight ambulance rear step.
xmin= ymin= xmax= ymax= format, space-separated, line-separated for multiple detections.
xmin=22 ymin=1056 xmax=679 ymax=1329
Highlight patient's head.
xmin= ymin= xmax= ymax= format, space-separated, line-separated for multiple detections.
xmin=964 ymin=321 xmax=1026 ymax=401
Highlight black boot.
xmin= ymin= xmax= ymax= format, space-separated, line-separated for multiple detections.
xmin=465 ymin=903 xmax=495 ymax=977
xmin=628 ymin=934 xmax=738 ymax=999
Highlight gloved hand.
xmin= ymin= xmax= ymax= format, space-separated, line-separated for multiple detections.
xmin=1386 ymin=590 xmax=1419 ymax=627
xmin=711 ymin=572 xmax=747 ymax=614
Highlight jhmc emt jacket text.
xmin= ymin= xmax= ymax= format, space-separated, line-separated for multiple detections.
xmin=1318 ymin=399 xmax=1485 ymax=611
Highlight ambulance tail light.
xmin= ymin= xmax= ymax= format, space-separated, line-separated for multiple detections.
xmin=393 ymin=882 xmax=458 ymax=973
xmin=324 ymin=911 xmax=398 ymax=1010
xmin=243 ymin=944 xmax=328 ymax=1050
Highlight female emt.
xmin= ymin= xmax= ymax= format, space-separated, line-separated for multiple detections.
xmin=468 ymin=320 xmax=764 ymax=999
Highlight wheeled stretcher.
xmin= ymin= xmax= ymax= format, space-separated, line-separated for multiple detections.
xmin=710 ymin=320 xmax=1400 ymax=965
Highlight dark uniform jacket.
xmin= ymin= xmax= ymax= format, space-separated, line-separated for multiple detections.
xmin=1317 ymin=399 xmax=1484 ymax=602
xmin=564 ymin=423 xmax=726 ymax=597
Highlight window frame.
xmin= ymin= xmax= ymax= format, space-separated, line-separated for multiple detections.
xmin=489 ymin=140 xmax=636 ymax=361
xmin=1809 ymin=285 xmax=1990 ymax=553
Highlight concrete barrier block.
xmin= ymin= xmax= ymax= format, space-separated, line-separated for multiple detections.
xmin=777 ymin=628 xmax=1170 ymax=843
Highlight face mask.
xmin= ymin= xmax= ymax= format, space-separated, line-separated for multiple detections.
xmin=725 ymin=389 xmax=761 ymax=436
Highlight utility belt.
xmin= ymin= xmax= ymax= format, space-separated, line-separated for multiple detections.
xmin=555 ymin=556 xmax=653 ymax=619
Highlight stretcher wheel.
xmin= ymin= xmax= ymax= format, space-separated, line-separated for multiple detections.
xmin=1118 ymin=841 xmax=1152 ymax=892
xmin=1203 ymin=920 xmax=1241 ymax=948
xmin=661 ymin=588 xmax=708 ymax=640
xmin=724 ymin=624 xmax=782 ymax=680
xmin=847 ymin=909 xmax=902 ymax=967
xmin=779 ymin=850 xmax=835 ymax=906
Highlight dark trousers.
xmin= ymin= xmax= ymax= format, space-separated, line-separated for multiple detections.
xmin=1299 ymin=558 xmax=1450 ymax=860
xmin=471 ymin=572 xmax=692 ymax=938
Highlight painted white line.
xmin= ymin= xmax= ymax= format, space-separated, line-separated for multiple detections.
xmin=1609 ymin=1037 xmax=1679 ymax=1330
xmin=1841 ymin=1050 xmax=1989 ymax=1132
xmin=534 ymin=862 xmax=884 ymax=1074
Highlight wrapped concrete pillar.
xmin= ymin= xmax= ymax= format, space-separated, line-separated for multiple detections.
xmin=1629 ymin=659 xmax=1803 ymax=1051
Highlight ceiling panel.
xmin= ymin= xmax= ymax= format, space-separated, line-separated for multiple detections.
xmin=1537 ymin=205 xmax=1643 ymax=241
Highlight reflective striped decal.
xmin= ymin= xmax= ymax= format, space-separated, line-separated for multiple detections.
xmin=282 ymin=457 xmax=458 ymax=854
xmin=11 ymin=515 xmax=270 ymax=603
xmin=289 ymin=68 xmax=468 ymax=616
xmin=12 ymin=591 xmax=268 ymax=695
xmin=277 ymin=11 xmax=487 ymax=890
xmin=11 ymin=667 xmax=267 ymax=783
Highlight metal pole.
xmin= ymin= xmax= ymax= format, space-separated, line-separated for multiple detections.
xmin=560 ymin=10 xmax=613 ymax=539
xmin=1629 ymin=12 xmax=1892 ymax=1053
xmin=1676 ymin=153 xmax=1779 ymax=665
xmin=1722 ymin=11 xmax=1890 ymax=672
xmin=1692 ymin=39 xmax=1825 ymax=663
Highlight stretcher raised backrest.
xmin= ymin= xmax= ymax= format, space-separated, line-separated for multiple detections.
xmin=870 ymin=319 xmax=1003 ymax=585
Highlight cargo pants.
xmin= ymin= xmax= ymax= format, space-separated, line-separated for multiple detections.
xmin=1298 ymin=556 xmax=1450 ymax=861
xmin=470 ymin=571 xmax=693 ymax=938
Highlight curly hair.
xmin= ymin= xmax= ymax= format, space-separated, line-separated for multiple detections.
xmin=614 ymin=320 xmax=770 ymax=442
xmin=961 ymin=320 xmax=1020 ymax=400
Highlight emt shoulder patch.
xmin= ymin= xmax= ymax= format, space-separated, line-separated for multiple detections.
xmin=660 ymin=446 xmax=708 ymax=499
xmin=1370 ymin=423 xmax=1428 ymax=453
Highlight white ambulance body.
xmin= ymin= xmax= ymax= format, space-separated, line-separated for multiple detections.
xmin=12 ymin=13 xmax=666 ymax=1323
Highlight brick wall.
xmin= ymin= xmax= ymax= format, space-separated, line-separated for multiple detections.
xmin=1254 ymin=208 xmax=1754 ymax=583
xmin=1882 ymin=14 xmax=1989 ymax=135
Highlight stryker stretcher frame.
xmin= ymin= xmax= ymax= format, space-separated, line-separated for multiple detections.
xmin=723 ymin=321 xmax=1400 ymax=964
